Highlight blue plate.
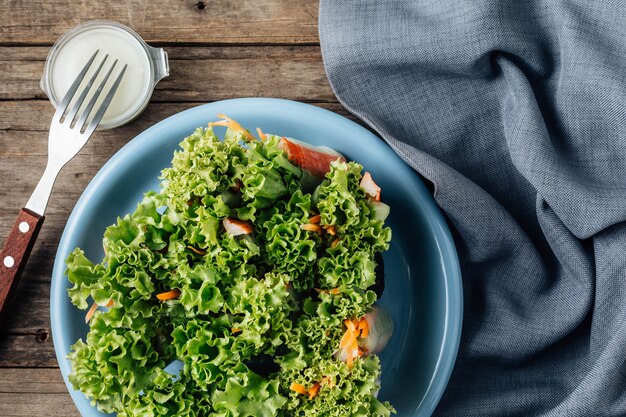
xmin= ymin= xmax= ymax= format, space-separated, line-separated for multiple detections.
xmin=50 ymin=98 xmax=462 ymax=417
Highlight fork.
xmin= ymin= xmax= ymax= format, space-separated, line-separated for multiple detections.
xmin=0 ymin=50 xmax=127 ymax=321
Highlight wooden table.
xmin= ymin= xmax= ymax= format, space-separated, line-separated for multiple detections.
xmin=0 ymin=2 xmax=353 ymax=415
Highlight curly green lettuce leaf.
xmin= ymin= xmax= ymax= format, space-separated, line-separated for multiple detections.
xmin=170 ymin=316 xmax=242 ymax=391
xmin=68 ymin=313 xmax=166 ymax=414
xmin=257 ymin=190 xmax=320 ymax=291
xmin=280 ymin=356 xmax=394 ymax=417
xmin=66 ymin=248 xmax=106 ymax=309
xmin=227 ymin=272 xmax=295 ymax=353
xmin=160 ymin=127 xmax=247 ymax=214
xmin=313 ymin=160 xmax=392 ymax=253
xmin=170 ymin=263 xmax=224 ymax=317
xmin=317 ymin=245 xmax=376 ymax=290
xmin=237 ymin=135 xmax=303 ymax=221
xmin=67 ymin=124 xmax=394 ymax=416
xmin=313 ymin=160 xmax=364 ymax=231
xmin=211 ymin=370 xmax=287 ymax=417
xmin=119 ymin=375 xmax=199 ymax=417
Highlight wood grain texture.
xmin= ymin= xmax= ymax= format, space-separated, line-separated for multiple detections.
xmin=0 ymin=46 xmax=335 ymax=102
xmin=0 ymin=369 xmax=79 ymax=416
xmin=0 ymin=0 xmax=319 ymax=45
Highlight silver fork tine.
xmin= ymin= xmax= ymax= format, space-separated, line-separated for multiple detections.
xmin=83 ymin=64 xmax=128 ymax=136
xmin=75 ymin=59 xmax=118 ymax=132
xmin=53 ymin=50 xmax=99 ymax=122
xmin=64 ymin=55 xmax=109 ymax=126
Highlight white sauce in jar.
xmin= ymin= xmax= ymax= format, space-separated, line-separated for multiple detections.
xmin=42 ymin=21 xmax=169 ymax=129
xmin=49 ymin=26 xmax=151 ymax=127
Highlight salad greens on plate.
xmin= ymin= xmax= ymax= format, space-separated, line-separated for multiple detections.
xmin=65 ymin=115 xmax=395 ymax=416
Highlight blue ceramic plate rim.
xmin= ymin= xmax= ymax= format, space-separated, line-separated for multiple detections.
xmin=50 ymin=98 xmax=462 ymax=417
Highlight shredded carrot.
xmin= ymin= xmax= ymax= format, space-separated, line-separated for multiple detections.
xmin=256 ymin=127 xmax=267 ymax=141
xmin=301 ymin=223 xmax=321 ymax=232
xmin=340 ymin=320 xmax=357 ymax=350
xmin=358 ymin=317 xmax=369 ymax=338
xmin=330 ymin=238 xmax=340 ymax=248
xmin=232 ymin=327 xmax=242 ymax=334
xmin=187 ymin=245 xmax=206 ymax=255
xmin=85 ymin=302 xmax=99 ymax=324
xmin=347 ymin=348 xmax=355 ymax=367
xmin=308 ymin=383 xmax=320 ymax=399
xmin=290 ymin=382 xmax=309 ymax=396
xmin=324 ymin=225 xmax=336 ymax=236
xmin=309 ymin=215 xmax=321 ymax=224
xmin=339 ymin=319 xmax=366 ymax=368
xmin=208 ymin=114 xmax=256 ymax=141
xmin=156 ymin=289 xmax=181 ymax=301
xmin=85 ymin=299 xmax=116 ymax=323
xmin=315 ymin=287 xmax=341 ymax=295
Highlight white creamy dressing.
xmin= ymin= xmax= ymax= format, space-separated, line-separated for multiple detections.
xmin=50 ymin=27 xmax=151 ymax=126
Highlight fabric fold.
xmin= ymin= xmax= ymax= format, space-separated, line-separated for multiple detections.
xmin=320 ymin=1 xmax=626 ymax=415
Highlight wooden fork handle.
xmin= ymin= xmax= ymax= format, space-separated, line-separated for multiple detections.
xmin=0 ymin=209 xmax=44 ymax=321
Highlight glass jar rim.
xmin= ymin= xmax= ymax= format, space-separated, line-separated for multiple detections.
xmin=41 ymin=20 xmax=158 ymax=129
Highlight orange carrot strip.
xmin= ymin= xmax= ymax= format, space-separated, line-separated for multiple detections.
xmin=339 ymin=319 xmax=365 ymax=368
xmin=340 ymin=320 xmax=357 ymax=350
xmin=309 ymin=215 xmax=321 ymax=224
xmin=156 ymin=289 xmax=181 ymax=301
xmin=290 ymin=382 xmax=309 ymax=396
xmin=105 ymin=299 xmax=115 ymax=308
xmin=347 ymin=349 xmax=354 ymax=367
xmin=256 ymin=127 xmax=267 ymax=141
xmin=358 ymin=317 xmax=370 ymax=338
xmin=314 ymin=287 xmax=340 ymax=295
xmin=301 ymin=224 xmax=321 ymax=232
xmin=308 ymin=383 xmax=320 ymax=399
xmin=187 ymin=245 xmax=206 ymax=255
xmin=324 ymin=225 xmax=336 ymax=236
xmin=85 ymin=302 xmax=99 ymax=324
xmin=208 ymin=114 xmax=256 ymax=141
xmin=330 ymin=238 xmax=340 ymax=248
xmin=232 ymin=328 xmax=242 ymax=334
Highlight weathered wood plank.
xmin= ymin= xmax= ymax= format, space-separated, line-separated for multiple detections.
xmin=0 ymin=368 xmax=78 ymax=416
xmin=0 ymin=0 xmax=318 ymax=45
xmin=0 ymin=333 xmax=57 ymax=367
xmin=0 ymin=368 xmax=67 ymax=393
xmin=0 ymin=45 xmax=335 ymax=102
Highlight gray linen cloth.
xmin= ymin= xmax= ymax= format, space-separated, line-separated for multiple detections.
xmin=319 ymin=1 xmax=626 ymax=416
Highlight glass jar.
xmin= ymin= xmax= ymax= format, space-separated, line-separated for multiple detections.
xmin=40 ymin=20 xmax=169 ymax=129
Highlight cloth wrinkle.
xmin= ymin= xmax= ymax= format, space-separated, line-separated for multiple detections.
xmin=319 ymin=1 xmax=626 ymax=415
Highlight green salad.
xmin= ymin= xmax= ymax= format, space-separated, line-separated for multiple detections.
xmin=65 ymin=115 xmax=395 ymax=416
